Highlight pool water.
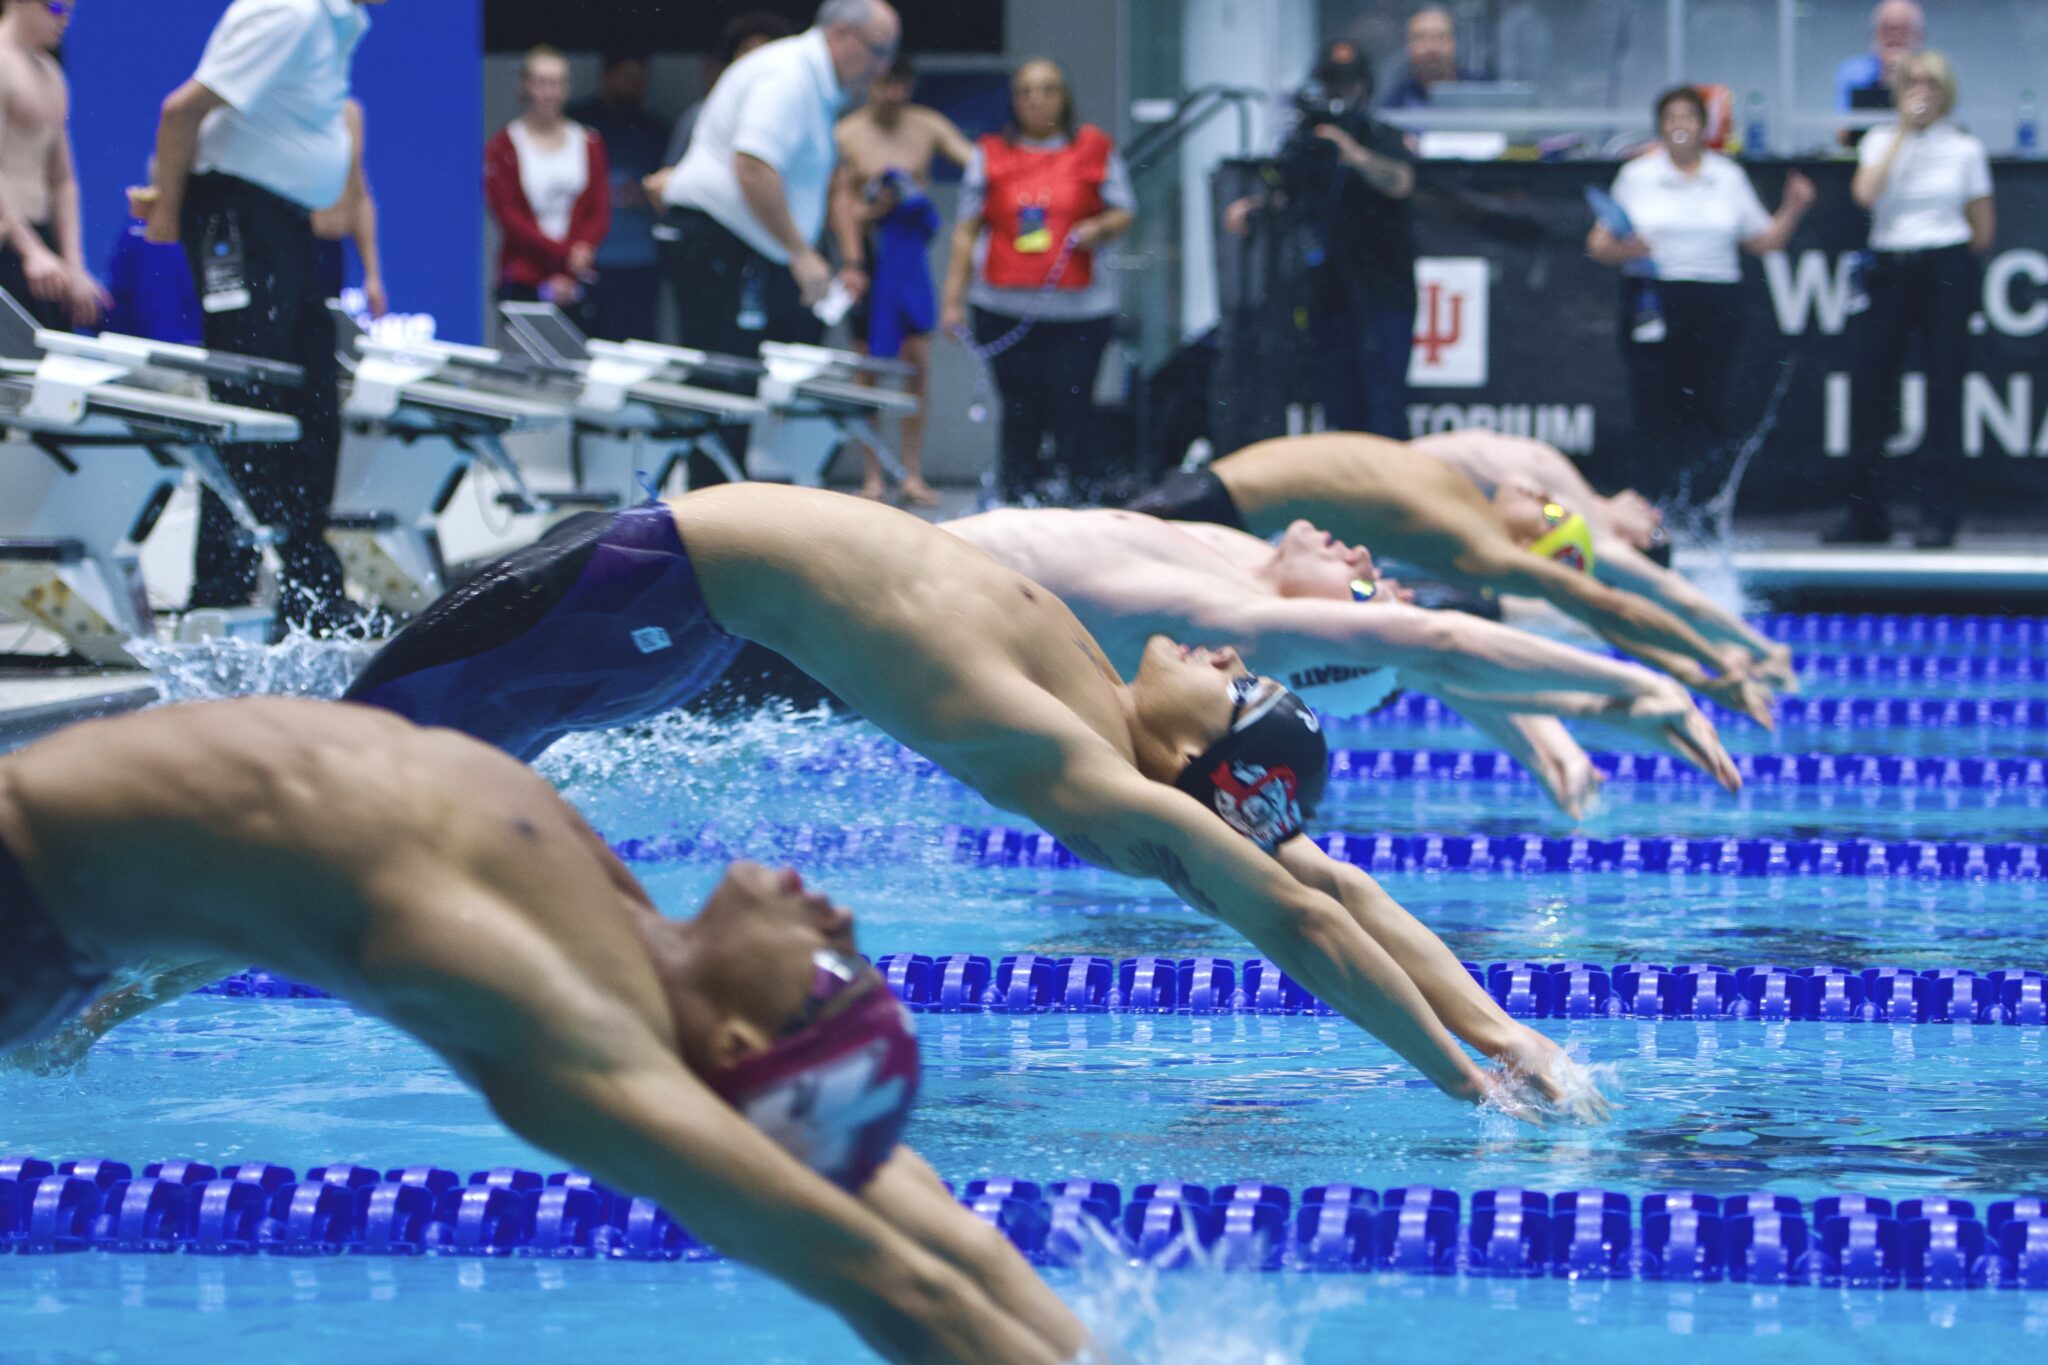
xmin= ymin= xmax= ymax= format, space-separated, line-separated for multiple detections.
xmin=4 ymin=620 xmax=2046 ymax=1362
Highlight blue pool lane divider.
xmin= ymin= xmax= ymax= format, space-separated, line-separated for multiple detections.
xmin=1328 ymin=747 xmax=2048 ymax=789
xmin=606 ymin=824 xmax=2048 ymax=880
xmin=4 ymin=1156 xmax=2045 ymax=1289
xmin=1749 ymin=614 xmax=2044 ymax=647
xmin=197 ymin=957 xmax=2048 ymax=1025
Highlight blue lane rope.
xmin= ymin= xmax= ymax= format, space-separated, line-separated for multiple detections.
xmin=2 ymin=1157 xmax=2043 ymax=1288
xmin=765 ymin=737 xmax=2048 ymax=792
xmin=193 ymin=958 xmax=2046 ymax=1025
xmin=1749 ymin=614 xmax=2045 ymax=647
xmin=1329 ymin=747 xmax=2048 ymax=789
xmin=594 ymin=825 xmax=2048 ymax=881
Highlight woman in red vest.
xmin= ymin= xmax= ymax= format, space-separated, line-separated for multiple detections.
xmin=484 ymin=47 xmax=612 ymax=326
xmin=941 ymin=59 xmax=1135 ymax=504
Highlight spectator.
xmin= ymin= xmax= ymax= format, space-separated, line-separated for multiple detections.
xmin=142 ymin=0 xmax=381 ymax=634
xmin=1383 ymin=6 xmax=1479 ymax=109
xmin=1831 ymin=51 xmax=1994 ymax=549
xmin=485 ymin=46 xmax=611 ymax=326
xmin=940 ymin=58 xmax=1134 ymax=505
xmin=1836 ymin=0 xmax=1924 ymax=113
xmin=656 ymin=0 xmax=895 ymax=363
xmin=1225 ymin=40 xmax=1415 ymax=441
xmin=652 ymin=11 xmax=794 ymax=199
xmin=569 ymin=53 xmax=668 ymax=342
xmin=0 ymin=0 xmax=106 ymax=329
xmin=1588 ymin=86 xmax=1813 ymax=501
xmin=832 ymin=54 xmax=972 ymax=505
xmin=310 ymin=99 xmax=386 ymax=317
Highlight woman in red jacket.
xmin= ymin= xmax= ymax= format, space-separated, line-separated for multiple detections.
xmin=940 ymin=59 xmax=1136 ymax=505
xmin=485 ymin=47 xmax=611 ymax=322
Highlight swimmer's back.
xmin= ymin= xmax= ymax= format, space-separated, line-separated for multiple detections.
xmin=0 ymin=699 xmax=655 ymax=1012
xmin=672 ymin=485 xmax=1137 ymax=774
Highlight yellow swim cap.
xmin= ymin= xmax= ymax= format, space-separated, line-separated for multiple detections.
xmin=1529 ymin=503 xmax=1596 ymax=574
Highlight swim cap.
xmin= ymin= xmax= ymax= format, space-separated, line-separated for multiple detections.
xmin=705 ymin=950 xmax=920 ymax=1190
xmin=1173 ymin=676 xmax=1329 ymax=850
xmin=1529 ymin=503 xmax=1596 ymax=574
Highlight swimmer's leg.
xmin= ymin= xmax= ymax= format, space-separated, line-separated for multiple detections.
xmin=5 ymin=957 xmax=236 ymax=1076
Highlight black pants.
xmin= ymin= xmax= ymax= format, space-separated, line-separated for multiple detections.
xmin=180 ymin=174 xmax=349 ymax=631
xmin=1308 ymin=302 xmax=1413 ymax=440
xmin=1619 ymin=279 xmax=1742 ymax=500
xmin=972 ymin=308 xmax=1111 ymax=503
xmin=655 ymin=207 xmax=821 ymax=482
xmin=586 ymin=262 xmax=662 ymax=342
xmin=1844 ymin=243 xmax=1976 ymax=529
xmin=0 ymin=222 xmax=67 ymax=330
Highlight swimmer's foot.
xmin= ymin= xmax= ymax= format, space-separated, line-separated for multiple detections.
xmin=859 ymin=479 xmax=889 ymax=501
xmin=895 ymin=477 xmax=941 ymax=508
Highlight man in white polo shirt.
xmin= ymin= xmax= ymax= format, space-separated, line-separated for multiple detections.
xmin=139 ymin=0 xmax=382 ymax=634
xmin=657 ymin=0 xmax=898 ymax=369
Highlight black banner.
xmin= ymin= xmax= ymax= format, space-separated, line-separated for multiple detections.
xmin=483 ymin=1 xmax=1004 ymax=55
xmin=1214 ymin=157 xmax=2048 ymax=515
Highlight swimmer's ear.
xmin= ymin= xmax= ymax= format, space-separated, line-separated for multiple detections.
xmin=707 ymin=1018 xmax=773 ymax=1071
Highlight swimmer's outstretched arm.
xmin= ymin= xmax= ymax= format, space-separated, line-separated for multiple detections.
xmin=1590 ymin=537 xmax=1797 ymax=691
xmin=1200 ymin=597 xmax=1739 ymax=791
xmin=1270 ymin=836 xmax=1606 ymax=1121
xmin=862 ymin=1148 xmax=1099 ymax=1361
xmin=1023 ymin=753 xmax=1499 ymax=1110
xmin=483 ymin=1045 xmax=1067 ymax=1364
xmin=1460 ymin=546 xmax=1775 ymax=727
xmin=1443 ymin=703 xmax=1602 ymax=820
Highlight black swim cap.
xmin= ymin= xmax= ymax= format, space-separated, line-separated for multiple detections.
xmin=1173 ymin=677 xmax=1329 ymax=851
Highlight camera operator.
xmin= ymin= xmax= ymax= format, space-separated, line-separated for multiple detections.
xmin=1225 ymin=40 xmax=1417 ymax=440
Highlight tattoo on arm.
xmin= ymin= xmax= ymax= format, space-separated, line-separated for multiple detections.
xmin=1125 ymin=840 xmax=1223 ymax=917
xmin=1062 ymin=832 xmax=1115 ymax=869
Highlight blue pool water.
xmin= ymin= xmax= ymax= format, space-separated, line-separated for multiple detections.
xmin=4 ymin=619 xmax=2047 ymax=1362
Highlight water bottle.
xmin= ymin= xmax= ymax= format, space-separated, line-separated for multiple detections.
xmin=2019 ymin=89 xmax=2039 ymax=159
xmin=1743 ymin=91 xmax=1768 ymax=159
xmin=736 ymin=263 xmax=767 ymax=332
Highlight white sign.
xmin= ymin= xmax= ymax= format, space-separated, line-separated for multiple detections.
xmin=1409 ymin=257 xmax=1489 ymax=388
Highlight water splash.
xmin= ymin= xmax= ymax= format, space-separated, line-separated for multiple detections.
xmin=1478 ymin=1042 xmax=1625 ymax=1136
xmin=1666 ymin=357 xmax=1802 ymax=620
xmin=127 ymin=626 xmax=375 ymax=703
xmin=1062 ymin=1218 xmax=1361 ymax=1365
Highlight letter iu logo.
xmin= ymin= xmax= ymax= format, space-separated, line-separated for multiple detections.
xmin=1414 ymin=281 xmax=1463 ymax=365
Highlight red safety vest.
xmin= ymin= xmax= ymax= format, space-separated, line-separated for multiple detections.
xmin=977 ymin=125 xmax=1112 ymax=291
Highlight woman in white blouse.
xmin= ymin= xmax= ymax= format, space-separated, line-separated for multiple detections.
xmin=1588 ymin=87 xmax=1814 ymax=500
xmin=1832 ymin=50 xmax=1995 ymax=548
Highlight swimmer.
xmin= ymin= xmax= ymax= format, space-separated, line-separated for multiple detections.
xmin=343 ymin=485 xmax=1594 ymax=1117
xmin=0 ymin=698 xmax=1086 ymax=1365
xmin=944 ymin=507 xmax=1739 ymax=819
xmin=1127 ymin=434 xmax=1778 ymax=727
xmin=1410 ymin=429 xmax=1797 ymax=691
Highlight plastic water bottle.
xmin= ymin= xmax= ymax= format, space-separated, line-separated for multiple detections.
xmin=2019 ymin=90 xmax=2039 ymax=159
xmin=736 ymin=264 xmax=767 ymax=332
xmin=1743 ymin=91 xmax=1768 ymax=158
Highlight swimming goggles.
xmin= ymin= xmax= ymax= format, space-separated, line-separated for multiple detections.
xmin=1528 ymin=502 xmax=1596 ymax=574
xmin=1349 ymin=578 xmax=1379 ymax=604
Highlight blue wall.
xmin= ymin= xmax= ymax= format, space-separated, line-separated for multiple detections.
xmin=70 ymin=0 xmax=485 ymax=342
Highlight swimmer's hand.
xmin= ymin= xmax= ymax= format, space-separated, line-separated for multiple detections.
xmin=1694 ymin=664 xmax=1776 ymax=732
xmin=1607 ymin=681 xmax=1742 ymax=793
xmin=1753 ymin=643 xmax=1800 ymax=695
xmin=3 ymin=1016 xmax=102 ymax=1076
xmin=1490 ymin=1029 xmax=1616 ymax=1126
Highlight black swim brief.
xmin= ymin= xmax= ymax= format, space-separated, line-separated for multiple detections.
xmin=1124 ymin=467 xmax=1246 ymax=531
xmin=344 ymin=502 xmax=746 ymax=761
xmin=0 ymin=830 xmax=109 ymax=1052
